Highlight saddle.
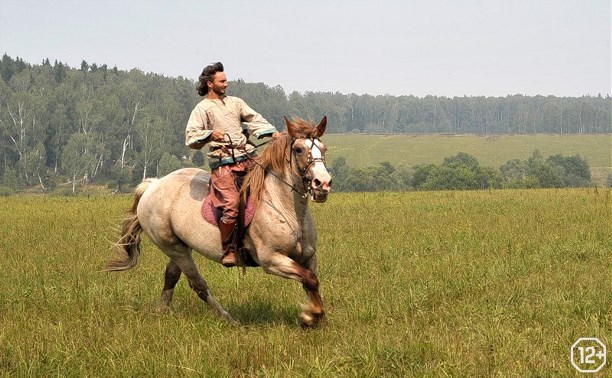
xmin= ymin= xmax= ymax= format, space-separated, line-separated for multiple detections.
xmin=201 ymin=194 xmax=256 ymax=228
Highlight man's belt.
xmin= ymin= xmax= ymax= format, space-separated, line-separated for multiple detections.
xmin=209 ymin=150 xmax=256 ymax=170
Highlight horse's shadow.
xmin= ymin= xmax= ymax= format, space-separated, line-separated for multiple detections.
xmin=158 ymin=298 xmax=301 ymax=327
xmin=226 ymin=301 xmax=299 ymax=327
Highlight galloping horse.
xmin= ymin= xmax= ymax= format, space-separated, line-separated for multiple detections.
xmin=107 ymin=116 xmax=331 ymax=327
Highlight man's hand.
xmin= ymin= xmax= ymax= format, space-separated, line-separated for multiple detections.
xmin=210 ymin=130 xmax=225 ymax=142
xmin=271 ymin=132 xmax=281 ymax=139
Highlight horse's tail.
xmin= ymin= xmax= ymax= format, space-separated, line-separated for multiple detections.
xmin=106 ymin=179 xmax=155 ymax=272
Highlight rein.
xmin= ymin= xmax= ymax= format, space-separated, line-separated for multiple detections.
xmin=250 ymin=151 xmax=306 ymax=197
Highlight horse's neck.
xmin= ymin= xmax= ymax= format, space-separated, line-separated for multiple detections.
xmin=263 ymin=168 xmax=308 ymax=221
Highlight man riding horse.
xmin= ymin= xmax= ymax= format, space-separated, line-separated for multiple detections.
xmin=185 ymin=62 xmax=279 ymax=267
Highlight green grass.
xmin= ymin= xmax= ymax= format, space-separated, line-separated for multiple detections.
xmin=324 ymin=133 xmax=611 ymax=168
xmin=1 ymin=190 xmax=610 ymax=376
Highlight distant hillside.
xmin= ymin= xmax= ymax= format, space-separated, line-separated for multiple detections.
xmin=324 ymin=134 xmax=610 ymax=168
xmin=323 ymin=134 xmax=611 ymax=186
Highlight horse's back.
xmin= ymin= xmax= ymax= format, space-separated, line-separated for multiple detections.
xmin=137 ymin=168 xmax=219 ymax=255
xmin=140 ymin=167 xmax=209 ymax=207
xmin=165 ymin=167 xmax=210 ymax=200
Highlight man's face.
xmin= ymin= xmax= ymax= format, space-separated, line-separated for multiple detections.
xmin=209 ymin=72 xmax=228 ymax=96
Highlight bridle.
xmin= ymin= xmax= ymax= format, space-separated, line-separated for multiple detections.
xmin=289 ymin=137 xmax=327 ymax=197
xmin=226 ymin=134 xmax=326 ymax=198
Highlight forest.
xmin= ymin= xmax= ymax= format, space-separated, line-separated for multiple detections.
xmin=0 ymin=54 xmax=610 ymax=193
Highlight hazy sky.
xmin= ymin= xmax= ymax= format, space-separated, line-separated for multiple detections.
xmin=1 ymin=0 xmax=610 ymax=97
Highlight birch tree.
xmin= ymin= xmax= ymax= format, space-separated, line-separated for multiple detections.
xmin=0 ymin=70 xmax=48 ymax=186
xmin=134 ymin=110 xmax=164 ymax=181
xmin=61 ymin=133 xmax=94 ymax=193
xmin=116 ymin=76 xmax=144 ymax=173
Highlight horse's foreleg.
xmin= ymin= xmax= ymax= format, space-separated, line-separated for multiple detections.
xmin=262 ymin=254 xmax=324 ymax=327
xmin=300 ymin=255 xmax=325 ymax=327
xmin=171 ymin=254 xmax=237 ymax=324
xmin=158 ymin=259 xmax=182 ymax=311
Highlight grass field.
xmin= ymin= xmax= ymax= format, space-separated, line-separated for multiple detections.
xmin=1 ymin=189 xmax=610 ymax=376
xmin=324 ymin=133 xmax=611 ymax=185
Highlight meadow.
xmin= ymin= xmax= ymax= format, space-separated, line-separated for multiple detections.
xmin=1 ymin=189 xmax=610 ymax=376
xmin=324 ymin=133 xmax=611 ymax=185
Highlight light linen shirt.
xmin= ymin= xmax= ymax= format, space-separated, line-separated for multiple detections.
xmin=185 ymin=96 xmax=277 ymax=169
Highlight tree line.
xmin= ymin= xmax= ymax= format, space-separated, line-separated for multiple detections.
xmin=0 ymin=54 xmax=610 ymax=193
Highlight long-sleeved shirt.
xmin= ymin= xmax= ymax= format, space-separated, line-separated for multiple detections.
xmin=185 ymin=96 xmax=278 ymax=169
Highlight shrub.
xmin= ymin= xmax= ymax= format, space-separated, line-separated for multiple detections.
xmin=0 ymin=186 xmax=15 ymax=196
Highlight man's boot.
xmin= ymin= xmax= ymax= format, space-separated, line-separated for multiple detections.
xmin=219 ymin=219 xmax=237 ymax=267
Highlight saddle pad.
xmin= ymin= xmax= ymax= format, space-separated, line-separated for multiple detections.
xmin=201 ymin=194 xmax=256 ymax=227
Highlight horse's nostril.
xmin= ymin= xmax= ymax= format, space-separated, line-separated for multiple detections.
xmin=313 ymin=179 xmax=321 ymax=187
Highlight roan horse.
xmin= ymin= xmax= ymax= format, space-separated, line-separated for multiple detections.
xmin=107 ymin=116 xmax=331 ymax=327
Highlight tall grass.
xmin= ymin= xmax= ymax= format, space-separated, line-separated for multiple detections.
xmin=0 ymin=189 xmax=610 ymax=376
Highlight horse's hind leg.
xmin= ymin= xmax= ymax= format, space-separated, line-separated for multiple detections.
xmin=170 ymin=253 xmax=237 ymax=324
xmin=158 ymin=259 xmax=182 ymax=311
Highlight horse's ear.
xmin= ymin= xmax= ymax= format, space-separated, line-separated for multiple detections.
xmin=284 ymin=115 xmax=297 ymax=137
xmin=316 ymin=116 xmax=327 ymax=137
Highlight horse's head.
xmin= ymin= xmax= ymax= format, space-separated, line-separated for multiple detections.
xmin=284 ymin=116 xmax=332 ymax=202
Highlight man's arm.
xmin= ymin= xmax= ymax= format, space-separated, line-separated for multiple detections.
xmin=185 ymin=107 xmax=214 ymax=149
xmin=238 ymin=98 xmax=279 ymax=138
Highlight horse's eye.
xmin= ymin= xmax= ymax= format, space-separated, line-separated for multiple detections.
xmin=294 ymin=147 xmax=303 ymax=154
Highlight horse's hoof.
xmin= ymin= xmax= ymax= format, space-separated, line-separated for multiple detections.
xmin=219 ymin=311 xmax=239 ymax=326
xmin=224 ymin=316 xmax=240 ymax=327
xmin=156 ymin=304 xmax=171 ymax=314
xmin=300 ymin=313 xmax=316 ymax=328
xmin=299 ymin=308 xmax=324 ymax=328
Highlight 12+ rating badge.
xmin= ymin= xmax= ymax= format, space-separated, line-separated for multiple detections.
xmin=571 ymin=337 xmax=607 ymax=373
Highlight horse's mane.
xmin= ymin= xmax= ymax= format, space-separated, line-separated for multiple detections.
xmin=241 ymin=117 xmax=319 ymax=204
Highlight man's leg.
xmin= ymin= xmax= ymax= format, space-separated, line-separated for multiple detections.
xmin=210 ymin=165 xmax=241 ymax=267
xmin=219 ymin=218 xmax=237 ymax=267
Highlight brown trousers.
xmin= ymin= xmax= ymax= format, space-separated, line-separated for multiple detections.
xmin=210 ymin=160 xmax=253 ymax=223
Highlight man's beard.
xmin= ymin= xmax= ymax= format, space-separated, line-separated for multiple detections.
xmin=212 ymin=85 xmax=226 ymax=97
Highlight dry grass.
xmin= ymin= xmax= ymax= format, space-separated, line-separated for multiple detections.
xmin=0 ymin=189 xmax=610 ymax=376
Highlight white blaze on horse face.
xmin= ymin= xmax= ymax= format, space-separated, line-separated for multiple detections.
xmin=306 ymin=139 xmax=332 ymax=192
